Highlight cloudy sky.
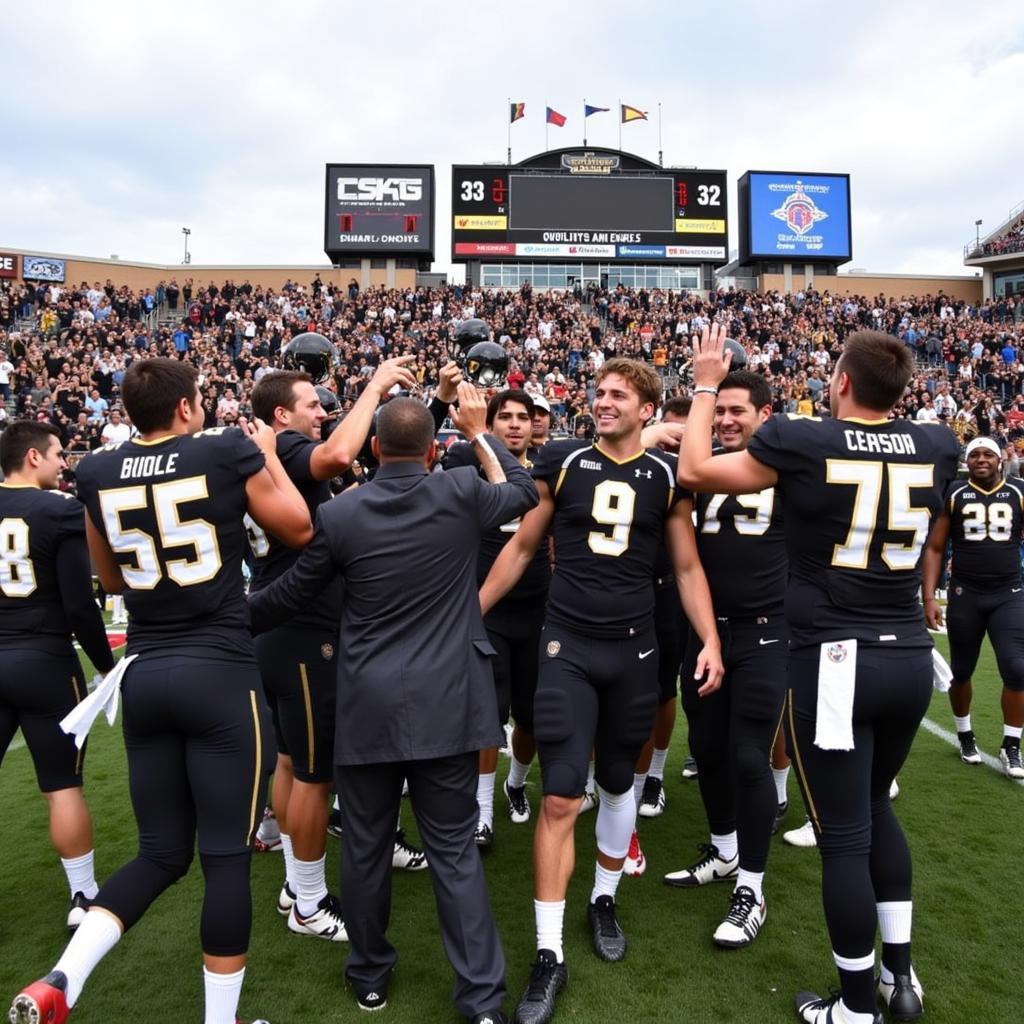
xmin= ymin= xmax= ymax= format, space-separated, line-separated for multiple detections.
xmin=3 ymin=0 xmax=1022 ymax=279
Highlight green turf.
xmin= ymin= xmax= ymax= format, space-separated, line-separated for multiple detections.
xmin=0 ymin=635 xmax=1019 ymax=1022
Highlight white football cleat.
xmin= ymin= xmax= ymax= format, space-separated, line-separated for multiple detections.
xmin=783 ymin=819 xmax=817 ymax=848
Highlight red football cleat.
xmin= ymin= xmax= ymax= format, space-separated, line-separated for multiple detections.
xmin=9 ymin=971 xmax=70 ymax=1024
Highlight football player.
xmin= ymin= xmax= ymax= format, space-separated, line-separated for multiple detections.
xmin=679 ymin=327 xmax=959 ymax=1024
xmin=0 ymin=421 xmax=115 ymax=933
xmin=10 ymin=358 xmax=312 ymax=1024
xmin=922 ymin=436 xmax=1024 ymax=777
xmin=663 ymin=371 xmax=787 ymax=950
xmin=249 ymin=357 xmax=420 ymax=941
xmin=480 ymin=358 xmax=723 ymax=1024
xmin=446 ymin=389 xmax=550 ymax=844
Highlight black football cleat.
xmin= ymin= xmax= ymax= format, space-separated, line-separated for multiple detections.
xmin=67 ymin=891 xmax=92 ymax=934
xmin=587 ymin=895 xmax=626 ymax=962
xmin=514 ymin=949 xmax=567 ymax=1024
xmin=772 ymin=799 xmax=789 ymax=835
xmin=877 ymin=969 xmax=924 ymax=1021
xmin=469 ymin=1012 xmax=509 ymax=1024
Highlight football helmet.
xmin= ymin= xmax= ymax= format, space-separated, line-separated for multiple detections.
xmin=282 ymin=332 xmax=337 ymax=383
xmin=315 ymin=385 xmax=342 ymax=440
xmin=451 ymin=318 xmax=491 ymax=363
xmin=463 ymin=341 xmax=508 ymax=389
xmin=723 ymin=337 xmax=748 ymax=370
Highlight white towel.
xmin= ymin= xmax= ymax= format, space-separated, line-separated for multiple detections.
xmin=814 ymin=639 xmax=858 ymax=751
xmin=60 ymin=655 xmax=138 ymax=749
xmin=931 ymin=647 xmax=953 ymax=693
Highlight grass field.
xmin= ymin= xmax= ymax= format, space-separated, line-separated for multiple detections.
xmin=0 ymin=632 xmax=1020 ymax=1023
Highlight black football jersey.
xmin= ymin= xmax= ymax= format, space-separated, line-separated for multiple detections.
xmin=747 ymin=414 xmax=960 ymax=648
xmin=247 ymin=430 xmax=342 ymax=632
xmin=0 ymin=484 xmax=112 ymax=670
xmin=946 ymin=475 xmax=1024 ymax=589
xmin=445 ymin=440 xmax=550 ymax=614
xmin=694 ymin=478 xmax=787 ymax=618
xmin=75 ymin=427 xmax=266 ymax=659
xmin=533 ymin=439 xmax=686 ymax=634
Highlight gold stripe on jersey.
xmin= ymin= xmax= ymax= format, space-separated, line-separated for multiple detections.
xmin=71 ymin=674 xmax=84 ymax=776
xmin=299 ymin=662 xmax=315 ymax=776
xmin=247 ymin=690 xmax=263 ymax=847
xmin=967 ymin=477 xmax=1007 ymax=497
xmin=592 ymin=444 xmax=646 ymax=466
xmin=787 ymin=690 xmax=820 ymax=831
xmin=553 ymin=445 xmax=591 ymax=498
xmin=843 ymin=417 xmax=888 ymax=426
xmin=129 ymin=435 xmax=178 ymax=447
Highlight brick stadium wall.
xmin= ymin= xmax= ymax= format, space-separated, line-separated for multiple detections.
xmin=760 ymin=271 xmax=983 ymax=303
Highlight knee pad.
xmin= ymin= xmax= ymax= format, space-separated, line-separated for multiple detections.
xmin=733 ymin=741 xmax=770 ymax=788
xmin=594 ymin=785 xmax=636 ymax=860
xmin=541 ymin=761 xmax=587 ymax=798
xmin=533 ymin=687 xmax=573 ymax=743
xmin=593 ymin=758 xmax=635 ymax=797
xmin=144 ymin=845 xmax=193 ymax=883
xmin=1000 ymin=663 xmax=1024 ymax=692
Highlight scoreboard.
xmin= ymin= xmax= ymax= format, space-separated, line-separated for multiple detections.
xmin=452 ymin=164 xmax=728 ymax=263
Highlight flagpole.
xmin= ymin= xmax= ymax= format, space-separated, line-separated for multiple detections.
xmin=583 ymin=97 xmax=587 ymax=147
xmin=546 ymin=116 xmax=549 ymax=152
xmin=618 ymin=97 xmax=622 ymax=152
xmin=507 ymin=96 xmax=511 ymax=165
xmin=658 ymin=101 xmax=663 ymax=167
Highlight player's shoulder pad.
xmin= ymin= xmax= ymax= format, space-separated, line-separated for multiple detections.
xmin=93 ymin=439 xmax=128 ymax=454
xmin=532 ymin=438 xmax=589 ymax=479
xmin=193 ymin=426 xmax=236 ymax=440
xmin=443 ymin=440 xmax=477 ymax=469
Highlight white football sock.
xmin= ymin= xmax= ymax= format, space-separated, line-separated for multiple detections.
xmin=111 ymin=595 xmax=125 ymax=621
xmin=476 ymin=771 xmax=496 ymax=829
xmin=585 ymin=759 xmax=596 ymax=795
xmin=772 ymin=765 xmax=791 ymax=804
xmin=735 ymin=868 xmax=764 ymax=903
xmin=877 ymin=900 xmax=912 ymax=944
xmin=711 ymin=831 xmax=738 ymax=861
xmin=838 ymin=1003 xmax=876 ymax=1024
xmin=632 ymin=772 xmax=647 ymax=808
xmin=280 ymin=833 xmax=295 ymax=889
xmin=953 ymin=714 xmax=972 ymax=733
xmin=54 ymin=909 xmax=122 ymax=1007
xmin=648 ymin=747 xmax=668 ymax=780
xmin=507 ymin=754 xmax=530 ymax=789
xmin=595 ymin=785 xmax=636 ymax=860
xmin=1003 ymin=724 xmax=1023 ymax=740
xmin=293 ymin=854 xmax=328 ymax=918
xmin=534 ymin=899 xmax=565 ymax=962
xmin=203 ymin=966 xmax=245 ymax=1024
xmin=61 ymin=850 xmax=99 ymax=900
xmin=590 ymin=862 xmax=622 ymax=904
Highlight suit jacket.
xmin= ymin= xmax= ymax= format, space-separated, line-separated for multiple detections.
xmin=249 ymin=440 xmax=538 ymax=765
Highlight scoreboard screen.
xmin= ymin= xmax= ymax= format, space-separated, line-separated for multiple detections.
xmin=452 ymin=164 xmax=727 ymax=263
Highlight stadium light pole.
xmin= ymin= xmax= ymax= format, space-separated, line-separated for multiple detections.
xmin=182 ymin=226 xmax=191 ymax=265
xmin=975 ymin=219 xmax=982 ymax=250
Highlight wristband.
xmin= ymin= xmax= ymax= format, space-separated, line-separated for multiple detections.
xmin=693 ymin=386 xmax=718 ymax=396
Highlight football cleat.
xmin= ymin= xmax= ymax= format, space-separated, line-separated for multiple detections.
xmin=783 ymin=819 xmax=817 ymax=848
xmin=794 ymin=990 xmax=882 ymax=1023
xmin=664 ymin=843 xmax=738 ymax=887
xmin=288 ymin=893 xmax=348 ymax=942
xmin=772 ymin=800 xmax=789 ymax=835
xmin=470 ymin=1012 xmax=509 ymax=1024
xmin=392 ymin=829 xmax=428 ymax=871
xmin=276 ymin=881 xmax=297 ymax=916
xmin=588 ymin=895 xmax=627 ymax=962
xmin=637 ymin=776 xmax=666 ymax=818
xmin=877 ymin=967 xmax=924 ymax=1021
xmin=713 ymin=886 xmax=766 ymax=948
xmin=326 ymin=808 xmax=344 ymax=839
xmin=578 ymin=790 xmax=598 ymax=814
xmin=474 ymin=822 xmax=494 ymax=850
xmin=681 ymin=756 xmax=699 ymax=779
xmin=1000 ymin=741 xmax=1024 ymax=779
xmin=9 ymin=971 xmax=70 ymax=1024
xmin=67 ymin=891 xmax=91 ymax=934
xmin=236 ymin=1019 xmax=272 ymax=1023
xmin=889 ymin=777 xmax=900 ymax=801
xmin=514 ymin=949 xmax=568 ymax=1024
xmin=957 ymin=730 xmax=982 ymax=764
xmin=623 ymin=830 xmax=646 ymax=877
xmin=254 ymin=806 xmax=282 ymax=852
xmin=504 ymin=778 xmax=531 ymax=824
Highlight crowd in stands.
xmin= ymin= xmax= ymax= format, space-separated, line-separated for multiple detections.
xmin=968 ymin=219 xmax=1024 ymax=258
xmin=2 ymin=273 xmax=1024 ymax=474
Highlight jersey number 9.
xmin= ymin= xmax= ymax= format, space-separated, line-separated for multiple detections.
xmin=588 ymin=480 xmax=636 ymax=557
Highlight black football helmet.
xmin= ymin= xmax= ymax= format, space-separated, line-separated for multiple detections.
xmin=282 ymin=332 xmax=337 ymax=383
xmin=723 ymin=337 xmax=748 ymax=370
xmin=463 ymin=341 xmax=508 ymax=389
xmin=315 ymin=385 xmax=342 ymax=440
xmin=451 ymin=318 xmax=490 ymax=363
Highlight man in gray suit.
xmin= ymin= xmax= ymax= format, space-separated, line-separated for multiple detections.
xmin=249 ymin=383 xmax=538 ymax=1024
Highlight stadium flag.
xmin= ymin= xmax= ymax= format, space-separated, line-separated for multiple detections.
xmin=546 ymin=107 xmax=567 ymax=126
xmin=510 ymin=102 xmax=526 ymax=123
xmin=585 ymin=104 xmax=610 ymax=117
xmin=621 ymin=104 xmax=648 ymax=123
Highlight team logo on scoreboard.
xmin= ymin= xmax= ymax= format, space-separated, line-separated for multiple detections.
xmin=560 ymin=152 xmax=619 ymax=175
xmin=770 ymin=181 xmax=829 ymax=237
